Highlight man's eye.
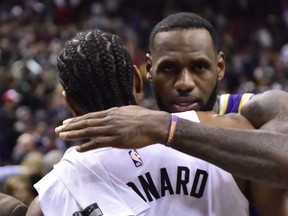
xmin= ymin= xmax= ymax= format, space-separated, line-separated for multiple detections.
xmin=163 ymin=64 xmax=176 ymax=73
xmin=195 ymin=65 xmax=205 ymax=71
xmin=194 ymin=62 xmax=208 ymax=72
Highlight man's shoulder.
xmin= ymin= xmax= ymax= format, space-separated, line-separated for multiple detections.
xmin=242 ymin=90 xmax=288 ymax=116
xmin=241 ymin=90 xmax=288 ymax=128
xmin=0 ymin=193 xmax=28 ymax=216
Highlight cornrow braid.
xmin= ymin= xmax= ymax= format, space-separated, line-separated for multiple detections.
xmin=94 ymin=30 xmax=122 ymax=107
xmin=57 ymin=51 xmax=93 ymax=111
xmin=68 ymin=37 xmax=101 ymax=111
xmin=111 ymin=34 xmax=136 ymax=105
xmin=84 ymin=30 xmax=110 ymax=109
xmin=77 ymin=31 xmax=105 ymax=111
xmin=57 ymin=28 xmax=137 ymax=113
xmin=60 ymin=38 xmax=103 ymax=111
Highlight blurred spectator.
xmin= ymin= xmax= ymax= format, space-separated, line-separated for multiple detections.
xmin=280 ymin=43 xmax=288 ymax=68
xmin=42 ymin=149 xmax=63 ymax=175
xmin=0 ymin=151 xmax=43 ymax=184
xmin=13 ymin=106 xmax=33 ymax=134
xmin=0 ymin=89 xmax=21 ymax=165
xmin=11 ymin=132 xmax=37 ymax=164
xmin=3 ymin=175 xmax=36 ymax=206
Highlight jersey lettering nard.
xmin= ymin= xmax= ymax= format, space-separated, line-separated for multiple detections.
xmin=127 ymin=166 xmax=208 ymax=202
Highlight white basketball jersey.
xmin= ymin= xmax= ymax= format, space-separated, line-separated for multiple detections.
xmin=35 ymin=110 xmax=249 ymax=216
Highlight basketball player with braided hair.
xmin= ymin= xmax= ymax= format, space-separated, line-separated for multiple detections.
xmin=27 ymin=29 xmax=149 ymax=216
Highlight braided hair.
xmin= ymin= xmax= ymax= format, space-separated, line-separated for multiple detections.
xmin=57 ymin=29 xmax=137 ymax=113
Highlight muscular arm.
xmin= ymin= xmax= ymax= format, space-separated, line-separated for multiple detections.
xmin=55 ymin=90 xmax=288 ymax=188
xmin=172 ymin=113 xmax=288 ymax=188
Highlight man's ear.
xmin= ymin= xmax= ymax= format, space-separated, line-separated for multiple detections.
xmin=133 ymin=65 xmax=143 ymax=93
xmin=145 ymin=53 xmax=153 ymax=82
xmin=62 ymin=91 xmax=85 ymax=116
xmin=217 ymin=51 xmax=225 ymax=81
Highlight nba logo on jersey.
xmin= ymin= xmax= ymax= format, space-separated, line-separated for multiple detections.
xmin=129 ymin=149 xmax=143 ymax=167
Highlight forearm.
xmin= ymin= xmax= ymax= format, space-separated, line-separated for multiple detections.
xmin=171 ymin=118 xmax=288 ymax=188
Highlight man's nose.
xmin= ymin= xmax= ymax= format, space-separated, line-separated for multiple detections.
xmin=174 ymin=69 xmax=195 ymax=94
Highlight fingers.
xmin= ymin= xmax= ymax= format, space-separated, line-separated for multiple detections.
xmin=55 ymin=106 xmax=129 ymax=137
xmin=57 ymin=125 xmax=115 ymax=140
xmin=55 ymin=107 xmax=120 ymax=135
xmin=55 ymin=119 xmax=102 ymax=135
xmin=62 ymin=108 xmax=117 ymax=124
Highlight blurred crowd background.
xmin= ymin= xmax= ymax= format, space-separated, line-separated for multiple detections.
xmin=0 ymin=0 xmax=288 ymax=206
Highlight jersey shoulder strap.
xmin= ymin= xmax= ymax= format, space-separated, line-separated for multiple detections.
xmin=219 ymin=93 xmax=254 ymax=115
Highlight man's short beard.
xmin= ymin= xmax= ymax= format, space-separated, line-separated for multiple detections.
xmin=154 ymin=82 xmax=218 ymax=113
xmin=200 ymin=82 xmax=218 ymax=111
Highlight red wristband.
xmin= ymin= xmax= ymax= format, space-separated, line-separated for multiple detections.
xmin=165 ymin=115 xmax=179 ymax=147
